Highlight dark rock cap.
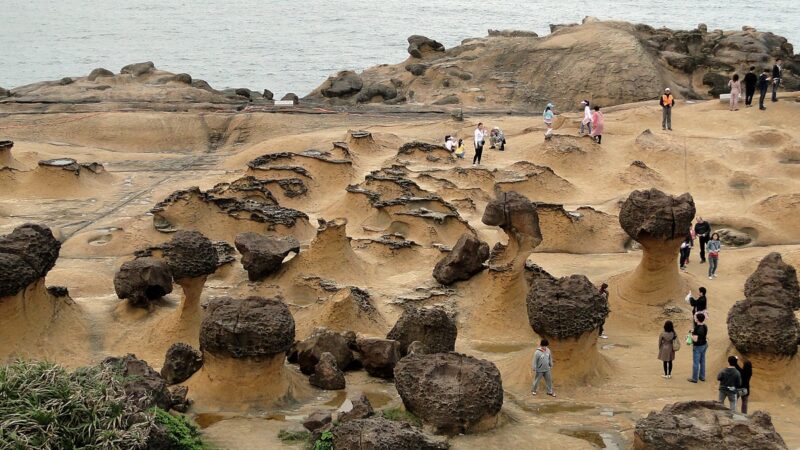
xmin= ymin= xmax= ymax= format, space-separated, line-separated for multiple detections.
xmin=387 ymin=306 xmax=457 ymax=355
xmin=527 ymin=274 xmax=610 ymax=339
xmin=0 ymin=223 xmax=61 ymax=297
xmin=163 ymin=230 xmax=219 ymax=279
xmin=619 ymin=188 xmax=696 ymax=242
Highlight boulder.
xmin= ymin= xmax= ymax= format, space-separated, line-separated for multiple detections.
xmin=432 ymin=233 xmax=489 ymax=285
xmin=262 ymin=89 xmax=274 ymax=100
xmin=120 ymin=61 xmax=155 ymax=77
xmin=744 ymin=252 xmax=800 ymax=310
xmin=633 ymin=401 xmax=787 ymax=450
xmin=87 ymin=67 xmax=114 ymax=81
xmin=407 ymin=35 xmax=445 ymax=58
xmin=333 ymin=417 xmax=449 ymax=450
xmin=171 ymin=73 xmax=192 ymax=84
xmin=234 ymin=232 xmax=300 ymax=281
xmin=0 ymin=223 xmax=61 ymax=297
xmin=113 ymin=257 xmax=173 ymax=307
xmin=321 ymin=71 xmax=364 ymax=98
xmin=355 ymin=338 xmax=400 ymax=379
xmin=200 ymin=296 xmax=295 ymax=358
xmin=526 ymin=274 xmax=609 ymax=339
xmin=309 ymin=352 xmax=346 ymax=390
xmin=296 ymin=327 xmax=354 ymax=375
xmin=481 ymin=191 xmax=542 ymax=244
xmin=281 ymin=93 xmax=299 ymax=103
xmin=716 ymin=228 xmax=752 ymax=246
xmin=160 ymin=342 xmax=203 ymax=385
xmin=303 ymin=410 xmax=333 ymax=432
xmin=727 ymin=297 xmax=799 ymax=356
xmin=355 ymin=83 xmax=398 ymax=103
xmin=338 ymin=392 xmax=374 ymax=423
xmin=162 ymin=230 xmax=219 ymax=280
xmin=394 ymin=352 xmax=503 ymax=434
xmin=405 ymin=63 xmax=428 ymax=76
xmin=102 ymin=354 xmax=172 ymax=410
xmin=619 ymin=189 xmax=696 ymax=241
xmin=387 ymin=307 xmax=457 ymax=355
xmin=168 ymin=385 xmax=191 ymax=412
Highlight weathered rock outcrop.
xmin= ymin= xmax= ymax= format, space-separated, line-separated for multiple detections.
xmin=387 ymin=306 xmax=457 ymax=355
xmin=527 ymin=274 xmax=609 ymax=339
xmin=102 ymin=354 xmax=172 ymax=410
xmin=432 ymin=233 xmax=489 ymax=285
xmin=394 ymin=352 xmax=503 ymax=434
xmin=0 ymin=223 xmax=61 ymax=297
xmin=727 ymin=297 xmax=799 ymax=356
xmin=319 ymin=71 xmax=364 ymax=98
xmin=744 ymin=252 xmax=800 ymax=310
xmin=634 ymin=401 xmax=787 ymax=450
xmin=333 ymin=417 xmax=449 ymax=450
xmin=407 ymin=35 xmax=446 ymax=58
xmin=482 ymin=191 xmax=542 ymax=268
xmin=234 ymin=232 xmax=300 ymax=280
xmin=338 ymin=392 xmax=374 ymax=423
xmin=309 ymin=352 xmax=346 ymax=390
xmin=295 ymin=327 xmax=354 ymax=375
xmin=162 ymin=230 xmax=218 ymax=281
xmin=355 ymin=338 xmax=401 ymax=379
xmin=113 ymin=257 xmax=173 ymax=307
xmin=161 ymin=342 xmax=203 ymax=385
xmin=200 ymin=296 xmax=295 ymax=358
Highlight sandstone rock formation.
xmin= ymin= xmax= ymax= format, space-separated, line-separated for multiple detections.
xmin=634 ymin=401 xmax=787 ymax=450
xmin=432 ymin=233 xmax=489 ymax=285
xmin=615 ymin=188 xmax=696 ymax=306
xmin=394 ymin=352 xmax=503 ymax=434
xmin=161 ymin=342 xmax=203 ymax=385
xmin=527 ymin=274 xmax=609 ymax=340
xmin=309 ymin=352 xmax=346 ymax=390
xmin=387 ymin=306 xmax=457 ymax=355
xmin=482 ymin=190 xmax=542 ymax=268
xmin=234 ymin=232 xmax=300 ymax=280
xmin=200 ymin=296 xmax=295 ymax=358
xmin=113 ymin=257 xmax=173 ymax=308
xmin=743 ymin=252 xmax=800 ymax=310
xmin=296 ymin=327 xmax=355 ymax=375
xmin=355 ymin=337 xmax=401 ymax=379
xmin=102 ymin=354 xmax=172 ymax=410
xmin=162 ymin=230 xmax=219 ymax=281
xmin=333 ymin=417 xmax=449 ymax=450
xmin=0 ymin=223 xmax=61 ymax=297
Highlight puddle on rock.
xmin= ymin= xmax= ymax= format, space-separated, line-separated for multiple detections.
xmin=472 ymin=341 xmax=529 ymax=353
xmin=559 ymin=428 xmax=623 ymax=449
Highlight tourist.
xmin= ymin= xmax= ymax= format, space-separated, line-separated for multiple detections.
xmin=660 ymin=88 xmax=674 ymax=131
xmin=531 ymin=339 xmax=555 ymax=397
xmin=728 ymin=74 xmax=741 ymax=111
xmin=758 ymin=69 xmax=770 ymax=110
xmin=694 ymin=217 xmax=711 ymax=263
xmin=772 ymin=58 xmax=782 ymax=102
xmin=679 ymin=233 xmax=693 ymax=270
xmin=598 ymin=283 xmax=609 ymax=339
xmin=687 ymin=313 xmax=708 ymax=383
xmin=580 ymin=100 xmax=592 ymax=136
xmin=591 ymin=106 xmax=604 ymax=144
xmin=706 ymin=232 xmax=721 ymax=279
xmin=717 ymin=356 xmax=742 ymax=412
xmin=543 ymin=103 xmax=556 ymax=139
xmin=489 ymin=127 xmax=506 ymax=151
xmin=658 ymin=320 xmax=677 ymax=379
xmin=687 ymin=287 xmax=708 ymax=321
xmin=744 ymin=66 xmax=758 ymax=107
xmin=444 ymin=135 xmax=455 ymax=152
xmin=454 ymin=139 xmax=465 ymax=159
xmin=736 ymin=359 xmax=753 ymax=414
xmin=473 ymin=122 xmax=486 ymax=165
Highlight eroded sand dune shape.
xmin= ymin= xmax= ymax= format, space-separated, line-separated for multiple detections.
xmin=2 ymin=79 xmax=800 ymax=448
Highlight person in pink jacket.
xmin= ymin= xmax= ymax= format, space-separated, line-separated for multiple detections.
xmin=591 ymin=106 xmax=604 ymax=144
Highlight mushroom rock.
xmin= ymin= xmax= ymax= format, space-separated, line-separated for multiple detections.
xmin=162 ymin=230 xmax=218 ymax=317
xmin=394 ymin=352 xmax=503 ymax=434
xmin=113 ymin=257 xmax=173 ymax=308
xmin=234 ymin=232 xmax=300 ymax=281
xmin=295 ymin=327 xmax=355 ymax=375
xmin=0 ymin=139 xmax=21 ymax=169
xmin=727 ymin=297 xmax=799 ymax=357
xmin=481 ymin=191 xmax=542 ymax=269
xmin=432 ymin=233 xmax=490 ymax=285
xmin=333 ymin=417 xmax=449 ymax=450
xmin=613 ymin=188 xmax=695 ymax=307
xmin=386 ymin=306 xmax=457 ymax=355
xmin=0 ymin=223 xmax=61 ymax=292
xmin=633 ymin=401 xmax=787 ymax=450
xmin=744 ymin=252 xmax=800 ymax=310
xmin=161 ymin=342 xmax=203 ymax=385
xmin=355 ymin=337 xmax=401 ymax=379
xmin=185 ymin=296 xmax=308 ymax=411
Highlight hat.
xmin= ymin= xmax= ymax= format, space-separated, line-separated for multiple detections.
xmin=664 ymin=87 xmax=671 ymax=92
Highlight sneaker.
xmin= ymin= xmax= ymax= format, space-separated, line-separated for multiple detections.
xmin=667 ymin=375 xmax=672 ymax=379
xmin=600 ymin=335 xmax=608 ymax=339
xmin=662 ymin=375 xmax=669 ymax=379
xmin=687 ymin=378 xmax=698 ymax=383
xmin=699 ymin=378 xmax=705 ymax=382
xmin=547 ymin=392 xmax=556 ymax=397
xmin=700 ymin=260 xmax=706 ymax=264
xmin=760 ymin=107 xmax=767 ymax=110
xmin=531 ymin=391 xmax=537 ymax=395
xmin=662 ymin=127 xmax=666 ymax=130
xmin=668 ymin=128 xmax=673 ymax=131
xmin=709 ymin=276 xmax=713 ymax=280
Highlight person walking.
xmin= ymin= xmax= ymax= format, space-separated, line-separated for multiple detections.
xmin=736 ymin=359 xmax=753 ymax=414
xmin=758 ymin=69 xmax=770 ymax=110
xmin=580 ymin=100 xmax=592 ymax=136
xmin=531 ymin=339 xmax=555 ymax=397
xmin=473 ymin=122 xmax=486 ymax=166
xmin=591 ymin=106 xmax=604 ymax=144
xmin=679 ymin=233 xmax=693 ymax=270
xmin=543 ymin=103 xmax=556 ymax=140
xmin=728 ymin=74 xmax=741 ymax=111
xmin=598 ymin=283 xmax=609 ymax=339
xmin=744 ymin=66 xmax=758 ymax=107
xmin=687 ymin=313 xmax=708 ymax=383
xmin=658 ymin=320 xmax=678 ymax=379
xmin=687 ymin=287 xmax=708 ymax=321
xmin=717 ymin=356 xmax=742 ymax=412
xmin=660 ymin=88 xmax=674 ymax=131
xmin=772 ymin=58 xmax=782 ymax=102
xmin=694 ymin=217 xmax=711 ymax=263
xmin=706 ymin=233 xmax=721 ymax=279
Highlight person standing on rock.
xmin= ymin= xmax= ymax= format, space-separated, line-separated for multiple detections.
xmin=531 ymin=339 xmax=555 ymax=397
xmin=758 ymin=69 xmax=770 ymax=110
xmin=744 ymin=67 xmax=758 ymax=107
xmin=660 ymin=88 xmax=674 ymax=131
xmin=694 ymin=217 xmax=711 ymax=263
xmin=579 ymin=100 xmax=593 ymax=136
xmin=772 ymin=58 xmax=782 ymax=102
xmin=728 ymin=74 xmax=741 ymax=111
xmin=543 ymin=103 xmax=556 ymax=139
xmin=687 ymin=313 xmax=708 ymax=383
xmin=658 ymin=320 xmax=677 ymax=379
xmin=717 ymin=356 xmax=742 ymax=412
xmin=736 ymin=358 xmax=753 ymax=414
xmin=591 ymin=106 xmax=604 ymax=144
xmin=706 ymin=233 xmax=721 ymax=279
xmin=473 ymin=122 xmax=486 ymax=166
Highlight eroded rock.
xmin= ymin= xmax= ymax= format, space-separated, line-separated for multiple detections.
xmin=309 ymin=352 xmax=346 ymax=390
xmin=102 ymin=354 xmax=171 ymax=410
xmin=162 ymin=230 xmax=218 ymax=280
xmin=407 ymin=35 xmax=445 ymax=58
xmin=744 ymin=252 xmax=800 ymax=310
xmin=355 ymin=338 xmax=401 ymax=379
xmin=161 ymin=342 xmax=203 ymax=385
xmin=333 ymin=417 xmax=449 ymax=450
xmin=432 ymin=233 xmax=489 ymax=285
xmin=619 ymin=188 xmax=695 ymax=242
xmin=387 ymin=306 xmax=457 ymax=355
xmin=200 ymin=296 xmax=295 ymax=358
xmin=527 ymin=274 xmax=609 ymax=339
xmin=296 ymin=327 xmax=354 ymax=375
xmin=113 ymin=257 xmax=173 ymax=307
xmin=234 ymin=232 xmax=300 ymax=281
xmin=0 ymin=223 xmax=61 ymax=297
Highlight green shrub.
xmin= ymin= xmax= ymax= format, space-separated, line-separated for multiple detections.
xmin=277 ymin=429 xmax=311 ymax=444
xmin=312 ymin=430 xmax=334 ymax=450
xmin=152 ymin=407 xmax=210 ymax=449
xmin=381 ymin=407 xmax=422 ymax=427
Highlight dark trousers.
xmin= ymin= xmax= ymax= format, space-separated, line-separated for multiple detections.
xmin=759 ymin=87 xmax=768 ymax=109
xmin=745 ymin=87 xmax=755 ymax=105
xmin=680 ymin=247 xmax=691 ymax=268
xmin=662 ymin=360 xmax=673 ymax=375
xmin=473 ymin=142 xmax=483 ymax=164
xmin=698 ymin=235 xmax=709 ymax=262
xmin=772 ymin=79 xmax=780 ymax=101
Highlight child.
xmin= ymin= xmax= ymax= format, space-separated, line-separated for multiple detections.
xmin=543 ymin=103 xmax=555 ymax=140
xmin=454 ymin=139 xmax=465 ymax=158
xmin=591 ymin=105 xmax=604 ymax=144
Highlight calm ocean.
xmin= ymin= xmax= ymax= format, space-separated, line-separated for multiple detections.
xmin=2 ymin=0 xmax=798 ymax=96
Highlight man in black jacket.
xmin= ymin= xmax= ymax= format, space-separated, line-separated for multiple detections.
xmin=694 ymin=217 xmax=711 ymax=263
xmin=772 ymin=58 xmax=782 ymax=102
xmin=758 ymin=69 xmax=770 ymax=110
xmin=743 ymin=67 xmax=758 ymax=107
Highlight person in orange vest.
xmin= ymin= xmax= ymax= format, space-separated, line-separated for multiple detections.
xmin=659 ymin=88 xmax=674 ymax=131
